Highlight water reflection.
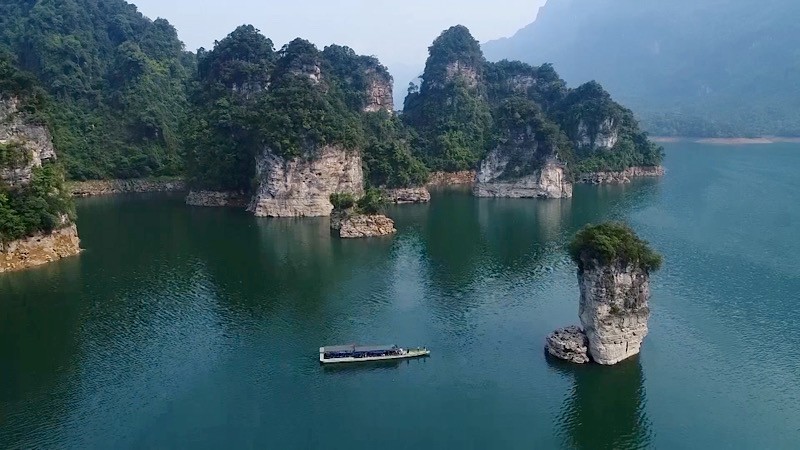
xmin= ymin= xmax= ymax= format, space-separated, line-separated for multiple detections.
xmin=0 ymin=259 xmax=83 ymax=448
xmin=549 ymin=356 xmax=653 ymax=450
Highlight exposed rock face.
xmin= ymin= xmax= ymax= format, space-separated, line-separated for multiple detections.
xmin=446 ymin=61 xmax=480 ymax=88
xmin=330 ymin=212 xmax=396 ymax=238
xmin=427 ymin=171 xmax=476 ymax=186
xmin=186 ymin=190 xmax=248 ymax=208
xmin=577 ymin=118 xmax=619 ymax=150
xmin=578 ymin=166 xmax=665 ymax=184
xmin=249 ymin=145 xmax=364 ymax=217
xmin=364 ymin=69 xmax=394 ymax=113
xmin=68 ymin=178 xmax=186 ymax=197
xmin=474 ymin=149 xmax=572 ymax=199
xmin=1 ymin=224 xmax=81 ymax=273
xmin=545 ymin=326 xmax=590 ymax=364
xmin=0 ymin=96 xmax=56 ymax=188
xmin=383 ymin=187 xmax=431 ymax=204
xmin=578 ymin=262 xmax=651 ymax=365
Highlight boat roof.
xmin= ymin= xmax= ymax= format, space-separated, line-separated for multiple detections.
xmin=322 ymin=345 xmax=396 ymax=353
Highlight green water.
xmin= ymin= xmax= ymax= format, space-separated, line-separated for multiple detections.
xmin=2 ymin=143 xmax=799 ymax=449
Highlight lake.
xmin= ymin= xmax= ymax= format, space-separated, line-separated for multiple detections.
xmin=2 ymin=143 xmax=799 ymax=449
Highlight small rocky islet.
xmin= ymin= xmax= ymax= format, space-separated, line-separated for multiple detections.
xmin=546 ymin=223 xmax=663 ymax=365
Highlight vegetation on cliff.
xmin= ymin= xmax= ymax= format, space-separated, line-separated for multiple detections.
xmin=187 ymin=27 xmax=427 ymax=192
xmin=0 ymin=0 xmax=193 ymax=180
xmin=569 ymin=223 xmax=662 ymax=272
xmin=1 ymin=55 xmax=74 ymax=244
xmin=330 ymin=188 xmax=386 ymax=215
xmin=403 ymin=26 xmax=493 ymax=172
xmin=404 ymin=26 xmax=663 ymax=179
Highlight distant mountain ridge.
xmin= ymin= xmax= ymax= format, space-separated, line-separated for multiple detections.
xmin=484 ymin=0 xmax=800 ymax=137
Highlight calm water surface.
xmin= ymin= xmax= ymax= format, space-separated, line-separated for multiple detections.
xmin=2 ymin=143 xmax=799 ymax=449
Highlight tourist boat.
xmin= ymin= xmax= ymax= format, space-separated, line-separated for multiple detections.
xmin=319 ymin=344 xmax=430 ymax=364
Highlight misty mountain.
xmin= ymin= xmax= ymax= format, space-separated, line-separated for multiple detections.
xmin=484 ymin=0 xmax=800 ymax=137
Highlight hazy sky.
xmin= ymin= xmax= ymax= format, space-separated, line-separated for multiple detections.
xmin=131 ymin=0 xmax=545 ymax=67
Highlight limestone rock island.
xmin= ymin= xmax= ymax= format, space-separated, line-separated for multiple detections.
xmin=329 ymin=191 xmax=397 ymax=239
xmin=547 ymin=223 xmax=662 ymax=365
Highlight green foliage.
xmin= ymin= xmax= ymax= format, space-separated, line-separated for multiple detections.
xmin=489 ymin=97 xmax=573 ymax=180
xmin=329 ymin=192 xmax=356 ymax=211
xmin=403 ymin=26 xmax=493 ymax=172
xmin=322 ymin=45 xmax=392 ymax=112
xmin=0 ymin=50 xmax=75 ymax=243
xmin=0 ymin=0 xmax=193 ymax=180
xmin=569 ymin=222 xmax=662 ymax=272
xmin=356 ymin=188 xmax=386 ymax=215
xmin=0 ymin=141 xmax=31 ymax=168
xmin=362 ymin=112 xmax=429 ymax=188
xmin=0 ymin=162 xmax=75 ymax=244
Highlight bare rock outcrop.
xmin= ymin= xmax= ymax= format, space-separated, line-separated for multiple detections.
xmin=0 ymin=96 xmax=56 ymax=188
xmin=578 ymin=166 xmax=665 ymax=184
xmin=383 ymin=187 xmax=431 ymax=204
xmin=1 ymin=224 xmax=80 ymax=273
xmin=577 ymin=118 xmax=620 ymax=150
xmin=474 ymin=149 xmax=572 ymax=199
xmin=427 ymin=171 xmax=476 ymax=186
xmin=249 ymin=145 xmax=364 ymax=217
xmin=330 ymin=212 xmax=396 ymax=238
xmin=545 ymin=326 xmax=590 ymax=364
xmin=186 ymin=190 xmax=248 ymax=208
xmin=69 ymin=178 xmax=186 ymax=197
xmin=578 ymin=261 xmax=651 ymax=365
xmin=364 ymin=68 xmax=394 ymax=113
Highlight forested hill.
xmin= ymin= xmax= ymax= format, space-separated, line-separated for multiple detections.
xmin=484 ymin=0 xmax=800 ymax=137
xmin=0 ymin=0 xmax=193 ymax=180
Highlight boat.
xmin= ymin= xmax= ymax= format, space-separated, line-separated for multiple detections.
xmin=319 ymin=344 xmax=430 ymax=364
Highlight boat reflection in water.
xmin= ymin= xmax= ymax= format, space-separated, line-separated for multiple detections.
xmin=319 ymin=344 xmax=430 ymax=365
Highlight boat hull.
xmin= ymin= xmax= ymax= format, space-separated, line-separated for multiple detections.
xmin=319 ymin=349 xmax=430 ymax=364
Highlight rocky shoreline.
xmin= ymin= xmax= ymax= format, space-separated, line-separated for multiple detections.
xmin=1 ymin=225 xmax=81 ymax=273
xmin=383 ymin=187 xmax=431 ymax=204
xmin=577 ymin=166 xmax=665 ymax=184
xmin=427 ymin=171 xmax=476 ymax=186
xmin=330 ymin=212 xmax=396 ymax=238
xmin=69 ymin=178 xmax=186 ymax=197
xmin=185 ymin=190 xmax=248 ymax=208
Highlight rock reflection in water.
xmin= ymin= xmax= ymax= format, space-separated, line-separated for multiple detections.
xmin=549 ymin=355 xmax=652 ymax=450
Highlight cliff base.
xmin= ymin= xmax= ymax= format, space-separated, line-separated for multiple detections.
xmin=331 ymin=212 xmax=396 ymax=238
xmin=1 ymin=225 xmax=81 ymax=273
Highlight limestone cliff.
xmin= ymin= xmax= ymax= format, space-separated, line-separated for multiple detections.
xmin=1 ymin=95 xmax=80 ymax=272
xmin=249 ymin=145 xmax=364 ymax=217
xmin=578 ymin=260 xmax=651 ymax=365
xmin=330 ymin=211 xmax=396 ymax=238
xmin=1 ymin=225 xmax=80 ymax=273
xmin=0 ymin=97 xmax=56 ymax=188
xmin=576 ymin=118 xmax=620 ymax=150
xmin=475 ymin=153 xmax=572 ymax=199
xmin=364 ymin=68 xmax=394 ymax=113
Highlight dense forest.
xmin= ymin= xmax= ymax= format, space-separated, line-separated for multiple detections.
xmin=0 ymin=52 xmax=74 ymax=244
xmin=1 ymin=0 xmax=660 ymax=201
xmin=0 ymin=0 xmax=193 ymax=180
xmin=483 ymin=0 xmax=800 ymax=137
xmin=405 ymin=26 xmax=661 ymax=177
